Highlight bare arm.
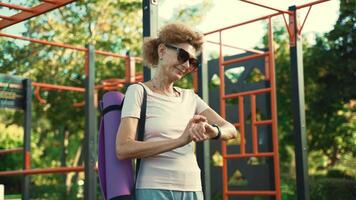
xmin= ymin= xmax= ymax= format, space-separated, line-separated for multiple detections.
xmin=115 ymin=115 xmax=207 ymax=160
xmin=200 ymin=107 xmax=238 ymax=141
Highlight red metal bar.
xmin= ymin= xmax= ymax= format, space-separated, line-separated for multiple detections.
xmin=282 ymin=13 xmax=294 ymax=42
xmin=96 ymin=50 xmax=128 ymax=59
xmin=42 ymin=0 xmax=63 ymax=4
xmin=204 ymin=12 xmax=282 ymax=36
xmin=222 ymin=52 xmax=268 ymax=66
xmin=32 ymin=82 xmax=85 ymax=92
xmin=0 ymin=15 xmax=15 ymax=21
xmin=256 ymin=119 xmax=272 ymax=125
xmin=239 ymin=0 xmax=292 ymax=14
xmin=233 ymin=119 xmax=272 ymax=127
xmin=224 ymin=88 xmax=271 ymax=99
xmin=99 ymin=79 xmax=125 ymax=90
xmin=251 ymin=95 xmax=258 ymax=154
xmin=227 ymin=190 xmax=276 ymax=196
xmin=0 ymin=2 xmax=33 ymax=12
xmin=0 ymin=32 xmax=87 ymax=51
xmin=268 ymin=17 xmax=281 ymax=200
xmin=224 ymin=152 xmax=274 ymax=159
xmin=264 ymin=56 xmax=270 ymax=80
xmin=0 ymin=0 xmax=77 ymax=30
xmin=296 ymin=0 xmax=330 ymax=9
xmin=0 ymin=148 xmax=23 ymax=155
xmin=0 ymin=32 xmax=142 ymax=62
xmin=219 ymin=31 xmax=229 ymax=200
xmin=238 ymin=96 xmax=245 ymax=155
xmin=0 ymin=166 xmax=84 ymax=176
xmin=206 ymin=40 xmax=265 ymax=54
xmin=298 ymin=6 xmax=312 ymax=35
xmin=34 ymin=86 xmax=47 ymax=104
xmin=25 ymin=151 xmax=30 ymax=169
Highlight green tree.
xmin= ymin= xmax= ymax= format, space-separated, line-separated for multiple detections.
xmin=303 ymin=0 xmax=355 ymax=172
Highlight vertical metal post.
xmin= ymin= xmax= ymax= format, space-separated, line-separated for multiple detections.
xmin=142 ymin=0 xmax=158 ymax=81
xmin=84 ymin=44 xmax=97 ymax=200
xmin=268 ymin=17 xmax=281 ymax=200
xmin=196 ymin=49 xmax=211 ymax=200
xmin=289 ymin=6 xmax=310 ymax=200
xmin=22 ymin=79 xmax=31 ymax=200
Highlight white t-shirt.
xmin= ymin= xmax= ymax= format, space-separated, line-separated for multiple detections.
xmin=121 ymin=83 xmax=209 ymax=191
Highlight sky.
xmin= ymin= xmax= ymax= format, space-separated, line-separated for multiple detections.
xmin=159 ymin=0 xmax=340 ymax=55
xmin=1 ymin=0 xmax=340 ymax=55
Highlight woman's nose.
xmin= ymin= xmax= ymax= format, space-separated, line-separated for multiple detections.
xmin=181 ymin=60 xmax=190 ymax=69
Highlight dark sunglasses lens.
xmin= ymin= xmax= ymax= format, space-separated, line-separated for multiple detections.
xmin=189 ymin=58 xmax=198 ymax=68
xmin=177 ymin=49 xmax=190 ymax=63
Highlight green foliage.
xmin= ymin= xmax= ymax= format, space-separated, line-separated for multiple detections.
xmin=309 ymin=177 xmax=356 ymax=200
xmin=303 ymin=0 xmax=355 ymax=172
xmin=256 ymin=0 xmax=356 ymax=198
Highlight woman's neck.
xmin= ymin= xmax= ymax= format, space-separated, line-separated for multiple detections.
xmin=149 ymin=71 xmax=179 ymax=97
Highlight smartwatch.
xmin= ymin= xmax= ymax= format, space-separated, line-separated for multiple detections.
xmin=211 ymin=124 xmax=221 ymax=140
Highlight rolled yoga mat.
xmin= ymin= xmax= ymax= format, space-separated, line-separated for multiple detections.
xmin=98 ymin=91 xmax=134 ymax=200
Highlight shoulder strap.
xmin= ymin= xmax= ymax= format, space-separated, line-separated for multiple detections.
xmin=134 ymin=84 xmax=147 ymax=193
xmin=137 ymin=84 xmax=147 ymax=142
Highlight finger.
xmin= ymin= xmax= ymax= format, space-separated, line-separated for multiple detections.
xmin=192 ymin=136 xmax=199 ymax=142
xmin=193 ymin=129 xmax=206 ymax=141
xmin=191 ymin=128 xmax=202 ymax=141
xmin=204 ymin=123 xmax=214 ymax=132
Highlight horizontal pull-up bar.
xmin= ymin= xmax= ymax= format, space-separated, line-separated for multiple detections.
xmin=222 ymin=52 xmax=268 ymax=66
xmin=0 ymin=2 xmax=34 ymax=12
xmin=0 ymin=166 xmax=86 ymax=176
xmin=0 ymin=0 xmax=76 ymax=29
xmin=0 ymin=148 xmax=23 ymax=155
xmin=239 ymin=0 xmax=292 ymax=14
xmin=227 ymin=190 xmax=276 ymax=196
xmin=204 ymin=12 xmax=282 ymax=35
xmin=206 ymin=40 xmax=265 ymax=54
xmin=0 ymin=32 xmax=87 ymax=51
xmin=0 ymin=32 xmax=142 ymax=61
xmin=32 ymin=82 xmax=85 ymax=92
xmin=0 ymin=15 xmax=14 ymax=21
xmin=204 ymin=0 xmax=331 ymax=36
xmin=296 ymin=0 xmax=330 ymax=9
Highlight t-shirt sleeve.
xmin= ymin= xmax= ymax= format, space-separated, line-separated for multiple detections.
xmin=121 ymin=84 xmax=144 ymax=119
xmin=194 ymin=93 xmax=209 ymax=114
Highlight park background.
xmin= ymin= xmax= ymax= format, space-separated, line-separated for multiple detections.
xmin=0 ymin=0 xmax=355 ymax=199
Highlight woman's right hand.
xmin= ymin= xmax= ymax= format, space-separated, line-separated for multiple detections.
xmin=179 ymin=115 xmax=208 ymax=145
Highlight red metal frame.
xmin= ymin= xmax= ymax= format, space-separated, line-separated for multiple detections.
xmin=0 ymin=0 xmax=77 ymax=30
xmin=0 ymin=0 xmax=332 ymax=197
xmin=203 ymin=0 xmax=330 ymax=199
xmin=214 ymin=17 xmax=281 ymax=200
xmin=0 ymin=32 xmax=143 ymax=106
xmin=0 ymin=28 xmax=143 ymax=180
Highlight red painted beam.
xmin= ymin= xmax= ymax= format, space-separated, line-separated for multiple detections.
xmin=0 ymin=0 xmax=77 ymax=30
xmin=0 ymin=148 xmax=23 ymax=155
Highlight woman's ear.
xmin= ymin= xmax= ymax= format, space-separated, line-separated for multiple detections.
xmin=157 ymin=43 xmax=166 ymax=59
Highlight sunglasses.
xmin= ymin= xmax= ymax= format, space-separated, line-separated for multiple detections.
xmin=165 ymin=44 xmax=199 ymax=70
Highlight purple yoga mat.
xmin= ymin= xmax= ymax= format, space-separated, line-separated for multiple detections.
xmin=98 ymin=91 xmax=134 ymax=200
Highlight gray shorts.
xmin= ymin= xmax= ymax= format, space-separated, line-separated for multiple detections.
xmin=136 ymin=189 xmax=204 ymax=200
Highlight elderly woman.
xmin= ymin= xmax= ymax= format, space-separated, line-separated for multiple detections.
xmin=116 ymin=23 xmax=238 ymax=200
